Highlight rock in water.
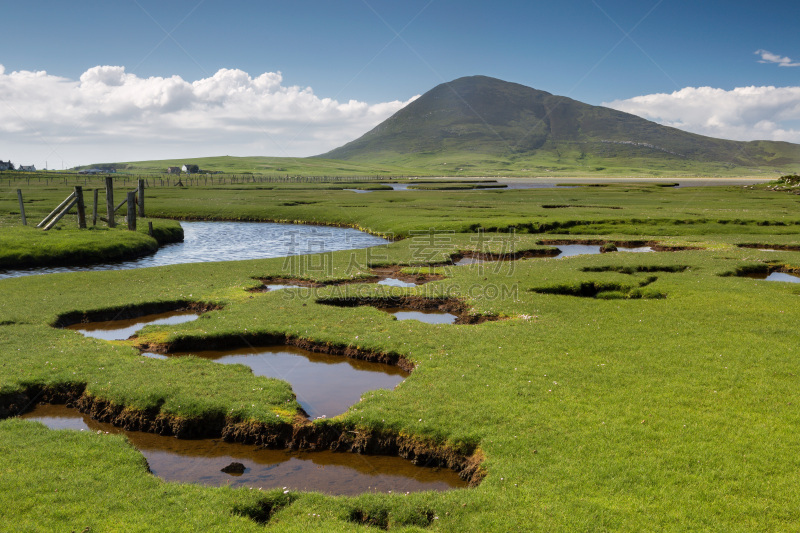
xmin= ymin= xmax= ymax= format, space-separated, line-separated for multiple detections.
xmin=221 ymin=462 xmax=246 ymax=474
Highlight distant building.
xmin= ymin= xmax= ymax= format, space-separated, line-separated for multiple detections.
xmin=181 ymin=164 xmax=199 ymax=174
xmin=0 ymin=160 xmax=14 ymax=171
xmin=167 ymin=166 xmax=181 ymax=174
xmin=18 ymin=165 xmax=36 ymax=172
xmin=77 ymin=168 xmax=104 ymax=175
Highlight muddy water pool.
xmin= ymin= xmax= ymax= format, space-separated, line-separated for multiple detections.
xmin=21 ymin=404 xmax=466 ymax=494
xmin=142 ymin=345 xmax=409 ymax=419
xmin=745 ymin=271 xmax=800 ymax=283
xmin=67 ymin=310 xmax=200 ymax=341
xmin=553 ymin=244 xmax=653 ymax=258
xmin=383 ymin=308 xmax=458 ymax=324
xmin=454 ymin=244 xmax=653 ymax=265
xmin=377 ymin=277 xmax=417 ymax=288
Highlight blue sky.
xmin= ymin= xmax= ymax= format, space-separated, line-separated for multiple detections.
xmin=2 ymin=0 xmax=799 ymax=167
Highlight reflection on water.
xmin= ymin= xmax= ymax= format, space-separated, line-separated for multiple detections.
xmin=67 ymin=311 xmax=200 ymax=341
xmin=377 ymin=277 xmax=417 ymax=288
xmin=144 ymin=345 xmax=408 ymax=419
xmin=264 ymin=284 xmax=306 ymax=291
xmin=384 ymin=308 xmax=458 ymax=324
xmin=745 ymin=271 xmax=800 ymax=283
xmin=20 ymin=404 xmax=467 ymax=494
xmin=0 ymin=221 xmax=389 ymax=279
xmin=454 ymin=244 xmax=654 ymax=264
xmin=455 ymin=257 xmax=485 ymax=266
xmin=554 ymin=244 xmax=653 ymax=258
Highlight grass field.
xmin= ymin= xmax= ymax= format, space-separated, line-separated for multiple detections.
xmin=2 ymin=176 xmax=800 ymax=531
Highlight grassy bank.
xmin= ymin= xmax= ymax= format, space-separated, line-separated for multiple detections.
xmin=4 ymin=176 xmax=800 ymax=242
xmin=2 ymin=181 xmax=800 ymax=530
xmin=2 ymin=231 xmax=800 ymax=529
xmin=0 ymin=220 xmax=182 ymax=269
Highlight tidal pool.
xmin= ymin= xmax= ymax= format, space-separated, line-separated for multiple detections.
xmin=263 ymin=283 xmax=307 ymax=291
xmin=67 ymin=311 xmax=200 ymax=341
xmin=384 ymin=308 xmax=458 ymax=324
xmin=20 ymin=404 xmax=467 ymax=495
xmin=377 ymin=277 xmax=417 ymax=288
xmin=454 ymin=244 xmax=653 ymax=265
xmin=143 ymin=345 xmax=408 ymax=419
xmin=745 ymin=271 xmax=800 ymax=283
xmin=553 ymin=244 xmax=653 ymax=258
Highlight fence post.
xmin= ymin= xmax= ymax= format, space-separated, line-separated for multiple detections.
xmin=37 ymin=193 xmax=76 ymax=228
xmin=137 ymin=179 xmax=145 ymax=217
xmin=127 ymin=191 xmax=136 ymax=231
xmin=74 ymin=186 xmax=86 ymax=229
xmin=43 ymin=196 xmax=78 ymax=231
xmin=105 ymin=176 xmax=115 ymax=228
xmin=92 ymin=188 xmax=98 ymax=226
xmin=17 ymin=189 xmax=26 ymax=226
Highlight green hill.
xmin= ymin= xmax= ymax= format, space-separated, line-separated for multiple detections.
xmin=317 ymin=75 xmax=800 ymax=176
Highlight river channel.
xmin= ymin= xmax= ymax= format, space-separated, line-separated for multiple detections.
xmin=0 ymin=221 xmax=389 ymax=279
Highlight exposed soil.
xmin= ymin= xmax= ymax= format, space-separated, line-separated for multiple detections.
xmin=737 ymin=243 xmax=800 ymax=252
xmin=449 ymin=248 xmax=559 ymax=264
xmin=316 ymin=295 xmax=503 ymax=325
xmin=54 ymin=301 xmax=221 ymax=328
xmin=369 ymin=265 xmax=445 ymax=285
xmin=581 ymin=265 xmax=689 ymax=274
xmin=536 ymin=238 xmax=697 ymax=252
xmin=2 ymin=384 xmax=485 ymax=487
xmin=138 ymin=332 xmax=417 ymax=372
xmin=251 ymin=277 xmax=327 ymax=290
xmin=541 ymin=204 xmax=623 ymax=209
xmin=251 ymin=267 xmax=445 ymax=292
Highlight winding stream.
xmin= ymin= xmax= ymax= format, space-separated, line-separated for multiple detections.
xmin=0 ymin=221 xmax=389 ymax=279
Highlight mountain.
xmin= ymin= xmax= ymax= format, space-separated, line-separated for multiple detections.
xmin=317 ymin=76 xmax=800 ymax=174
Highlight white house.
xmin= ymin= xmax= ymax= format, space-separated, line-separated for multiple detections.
xmin=18 ymin=165 xmax=36 ymax=172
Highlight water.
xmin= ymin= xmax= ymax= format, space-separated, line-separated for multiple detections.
xmin=454 ymin=245 xmax=653 ymax=264
xmin=745 ymin=271 xmax=800 ymax=283
xmin=0 ymin=221 xmax=389 ymax=279
xmin=553 ymin=244 xmax=653 ymax=258
xmin=20 ymin=404 xmax=467 ymax=495
xmin=264 ymin=284 xmax=307 ymax=291
xmin=143 ymin=345 xmax=409 ymax=419
xmin=377 ymin=277 xmax=417 ymax=288
xmin=384 ymin=309 xmax=458 ymax=324
xmin=67 ymin=311 xmax=200 ymax=341
xmin=455 ymin=257 xmax=485 ymax=266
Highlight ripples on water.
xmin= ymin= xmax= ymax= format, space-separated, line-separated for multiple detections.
xmin=0 ymin=222 xmax=389 ymax=279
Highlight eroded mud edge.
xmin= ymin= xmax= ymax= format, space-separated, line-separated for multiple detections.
xmin=316 ymin=295 xmax=504 ymax=325
xmin=53 ymin=301 xmax=222 ymax=328
xmin=251 ymin=266 xmax=446 ymax=292
xmin=0 ymin=383 xmax=486 ymax=487
xmin=138 ymin=331 xmax=418 ymax=372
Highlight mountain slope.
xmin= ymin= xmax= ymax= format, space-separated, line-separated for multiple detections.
xmin=317 ymin=76 xmax=800 ymax=173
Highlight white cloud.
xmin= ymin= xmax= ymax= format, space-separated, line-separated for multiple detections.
xmin=604 ymin=86 xmax=800 ymax=143
xmin=755 ymin=49 xmax=800 ymax=67
xmin=0 ymin=65 xmax=417 ymax=168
